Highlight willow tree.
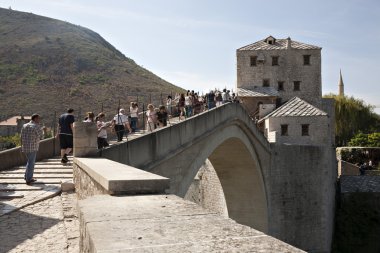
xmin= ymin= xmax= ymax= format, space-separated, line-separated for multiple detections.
xmin=323 ymin=94 xmax=380 ymax=146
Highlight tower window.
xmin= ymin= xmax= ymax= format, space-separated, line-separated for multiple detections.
xmin=263 ymin=79 xmax=270 ymax=87
xmin=303 ymin=55 xmax=311 ymax=65
xmin=272 ymin=56 xmax=279 ymax=66
xmin=302 ymin=124 xmax=309 ymax=136
xmin=250 ymin=56 xmax=257 ymax=66
xmin=293 ymin=81 xmax=301 ymax=91
xmin=281 ymin=124 xmax=288 ymax=136
xmin=278 ymin=81 xmax=284 ymax=91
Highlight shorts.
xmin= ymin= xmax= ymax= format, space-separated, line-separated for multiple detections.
xmin=59 ymin=134 xmax=73 ymax=149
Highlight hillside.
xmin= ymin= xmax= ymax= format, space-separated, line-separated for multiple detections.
xmin=0 ymin=8 xmax=183 ymax=125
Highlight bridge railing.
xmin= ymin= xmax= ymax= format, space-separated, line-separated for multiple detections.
xmin=0 ymin=137 xmax=60 ymax=171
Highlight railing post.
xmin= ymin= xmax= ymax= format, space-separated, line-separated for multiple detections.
xmin=73 ymin=122 xmax=98 ymax=157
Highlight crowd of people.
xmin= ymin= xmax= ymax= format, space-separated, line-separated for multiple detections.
xmin=19 ymin=89 xmax=239 ymax=184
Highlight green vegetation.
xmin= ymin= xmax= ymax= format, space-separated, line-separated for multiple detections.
xmin=323 ymin=94 xmax=380 ymax=146
xmin=0 ymin=134 xmax=21 ymax=149
xmin=349 ymin=132 xmax=380 ymax=147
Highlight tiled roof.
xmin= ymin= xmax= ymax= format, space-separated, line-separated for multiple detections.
xmin=259 ymin=97 xmax=327 ymax=121
xmin=238 ymin=37 xmax=321 ymax=51
xmin=0 ymin=116 xmax=31 ymax=126
xmin=237 ymin=87 xmax=279 ymax=97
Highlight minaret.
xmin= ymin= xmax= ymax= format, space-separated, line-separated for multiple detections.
xmin=338 ymin=69 xmax=344 ymax=96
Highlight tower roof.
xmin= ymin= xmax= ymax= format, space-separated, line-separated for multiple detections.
xmin=237 ymin=36 xmax=321 ymax=51
xmin=259 ymin=97 xmax=327 ymax=122
xmin=237 ymin=86 xmax=279 ymax=97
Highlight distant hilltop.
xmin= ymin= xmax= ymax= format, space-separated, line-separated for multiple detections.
xmin=0 ymin=7 xmax=183 ymax=123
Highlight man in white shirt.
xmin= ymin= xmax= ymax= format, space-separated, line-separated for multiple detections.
xmin=112 ymin=109 xmax=131 ymax=142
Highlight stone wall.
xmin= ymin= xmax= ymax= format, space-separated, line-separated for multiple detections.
xmin=237 ymin=47 xmax=322 ymax=106
xmin=184 ymin=159 xmax=228 ymax=217
xmin=0 ymin=137 xmax=60 ymax=170
xmin=73 ymin=162 xmax=110 ymax=200
xmin=265 ymin=115 xmax=329 ymax=145
xmin=333 ymin=177 xmax=380 ymax=253
xmin=268 ymin=144 xmax=337 ymax=253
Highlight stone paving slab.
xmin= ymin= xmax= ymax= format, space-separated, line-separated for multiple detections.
xmin=79 ymin=194 xmax=305 ymax=253
xmin=0 ymin=192 xmax=79 ymax=253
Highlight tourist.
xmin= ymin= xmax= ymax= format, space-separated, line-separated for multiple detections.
xmin=57 ymin=108 xmax=75 ymax=164
xmin=83 ymin=112 xmax=95 ymax=122
xmin=166 ymin=95 xmax=172 ymax=115
xmin=157 ymin=105 xmax=168 ymax=128
xmin=129 ymin=102 xmax=139 ymax=132
xmin=146 ymin=104 xmax=157 ymax=131
xmin=207 ymin=90 xmax=216 ymax=109
xmin=185 ymin=91 xmax=193 ymax=117
xmin=112 ymin=108 xmax=131 ymax=142
xmin=96 ymin=112 xmax=111 ymax=149
xmin=359 ymin=163 xmax=366 ymax=176
xmin=21 ymin=114 xmax=45 ymax=185
xmin=178 ymin=93 xmax=185 ymax=120
xmin=222 ymin=88 xmax=228 ymax=104
xmin=215 ymin=91 xmax=223 ymax=107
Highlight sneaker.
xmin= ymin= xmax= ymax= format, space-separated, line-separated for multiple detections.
xmin=61 ymin=154 xmax=69 ymax=163
xmin=26 ymin=178 xmax=37 ymax=185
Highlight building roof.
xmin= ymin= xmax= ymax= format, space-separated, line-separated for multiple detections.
xmin=259 ymin=97 xmax=327 ymax=122
xmin=0 ymin=116 xmax=31 ymax=126
xmin=238 ymin=36 xmax=321 ymax=51
xmin=237 ymin=87 xmax=279 ymax=97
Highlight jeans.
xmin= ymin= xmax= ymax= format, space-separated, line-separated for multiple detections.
xmin=130 ymin=117 xmax=138 ymax=132
xmin=25 ymin=151 xmax=37 ymax=182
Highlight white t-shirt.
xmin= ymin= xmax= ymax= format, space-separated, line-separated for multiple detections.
xmin=113 ymin=113 xmax=128 ymax=125
xmin=97 ymin=121 xmax=108 ymax=138
xmin=185 ymin=96 xmax=193 ymax=106
xmin=130 ymin=107 xmax=138 ymax=118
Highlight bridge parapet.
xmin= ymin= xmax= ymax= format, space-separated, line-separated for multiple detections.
xmin=73 ymin=157 xmax=169 ymax=199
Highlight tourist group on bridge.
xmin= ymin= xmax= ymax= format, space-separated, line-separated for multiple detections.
xmin=19 ymin=88 xmax=239 ymax=184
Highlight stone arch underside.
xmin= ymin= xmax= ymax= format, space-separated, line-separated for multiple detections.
xmin=148 ymin=123 xmax=270 ymax=233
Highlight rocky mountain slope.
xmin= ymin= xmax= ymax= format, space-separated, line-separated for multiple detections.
xmin=0 ymin=7 xmax=183 ymax=125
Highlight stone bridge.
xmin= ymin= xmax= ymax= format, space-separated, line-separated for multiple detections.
xmin=75 ymin=102 xmax=336 ymax=253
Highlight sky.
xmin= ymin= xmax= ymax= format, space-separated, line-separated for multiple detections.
xmin=1 ymin=0 xmax=379 ymax=113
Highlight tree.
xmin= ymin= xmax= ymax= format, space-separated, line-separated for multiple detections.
xmin=323 ymin=94 xmax=380 ymax=146
xmin=348 ymin=132 xmax=380 ymax=147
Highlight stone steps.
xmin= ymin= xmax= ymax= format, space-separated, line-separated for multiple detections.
xmin=0 ymin=156 xmax=74 ymax=215
xmin=0 ymin=169 xmax=73 ymax=174
xmin=0 ymin=174 xmax=72 ymax=179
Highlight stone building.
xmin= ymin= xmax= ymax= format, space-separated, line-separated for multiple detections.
xmin=236 ymin=36 xmax=333 ymax=146
xmin=0 ymin=115 xmax=31 ymax=136
xmin=237 ymin=36 xmax=322 ymax=118
xmin=259 ymin=97 xmax=329 ymax=145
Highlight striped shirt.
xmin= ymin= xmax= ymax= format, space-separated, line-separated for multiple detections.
xmin=21 ymin=121 xmax=44 ymax=153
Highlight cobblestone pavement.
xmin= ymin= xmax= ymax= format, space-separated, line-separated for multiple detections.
xmin=0 ymin=191 xmax=79 ymax=253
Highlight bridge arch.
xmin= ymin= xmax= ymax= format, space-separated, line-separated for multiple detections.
xmin=101 ymin=103 xmax=272 ymax=232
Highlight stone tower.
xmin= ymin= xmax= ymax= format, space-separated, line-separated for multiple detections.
xmin=236 ymin=36 xmax=322 ymax=106
xmin=338 ymin=69 xmax=344 ymax=96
